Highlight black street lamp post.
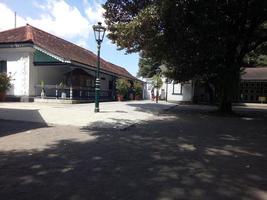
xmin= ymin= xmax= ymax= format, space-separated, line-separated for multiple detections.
xmin=92 ymin=22 xmax=106 ymax=113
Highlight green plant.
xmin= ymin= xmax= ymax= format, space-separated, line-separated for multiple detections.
xmin=0 ymin=73 xmax=12 ymax=92
xmin=134 ymin=81 xmax=143 ymax=96
xmin=151 ymin=75 xmax=163 ymax=89
xmin=116 ymin=78 xmax=130 ymax=96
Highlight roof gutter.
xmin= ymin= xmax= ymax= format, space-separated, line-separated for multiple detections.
xmin=0 ymin=42 xmax=34 ymax=48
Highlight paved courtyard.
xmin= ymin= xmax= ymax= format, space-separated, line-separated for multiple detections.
xmin=0 ymin=102 xmax=267 ymax=200
xmin=0 ymin=101 xmax=176 ymax=128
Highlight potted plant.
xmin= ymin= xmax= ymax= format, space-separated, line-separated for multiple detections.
xmin=134 ymin=81 xmax=143 ymax=100
xmin=116 ymin=78 xmax=130 ymax=101
xmin=0 ymin=73 xmax=12 ymax=102
xmin=40 ymin=80 xmax=46 ymax=99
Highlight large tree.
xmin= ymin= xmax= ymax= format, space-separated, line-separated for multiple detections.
xmin=137 ymin=52 xmax=160 ymax=78
xmin=104 ymin=0 xmax=267 ymax=113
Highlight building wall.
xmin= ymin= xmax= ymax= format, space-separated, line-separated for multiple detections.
xmin=143 ymin=77 xmax=193 ymax=102
xmin=236 ymin=80 xmax=267 ymax=103
xmin=0 ymin=47 xmax=33 ymax=96
xmin=99 ymin=73 xmax=114 ymax=91
xmin=0 ymin=46 xmax=119 ymax=98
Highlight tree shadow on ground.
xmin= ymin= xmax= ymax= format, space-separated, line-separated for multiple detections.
xmin=0 ymin=107 xmax=266 ymax=200
xmin=0 ymin=120 xmax=48 ymax=137
xmin=126 ymin=102 xmax=176 ymax=114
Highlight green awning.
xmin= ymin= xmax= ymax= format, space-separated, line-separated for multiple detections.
xmin=34 ymin=49 xmax=60 ymax=63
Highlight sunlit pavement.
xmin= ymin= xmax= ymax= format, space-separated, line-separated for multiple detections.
xmin=0 ymin=104 xmax=266 ymax=200
xmin=0 ymin=100 xmax=176 ymax=128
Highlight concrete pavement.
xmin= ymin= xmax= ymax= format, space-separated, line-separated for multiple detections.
xmin=0 ymin=100 xmax=176 ymax=128
xmin=0 ymin=104 xmax=266 ymax=200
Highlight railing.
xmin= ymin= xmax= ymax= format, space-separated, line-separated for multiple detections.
xmin=35 ymin=85 xmax=114 ymax=101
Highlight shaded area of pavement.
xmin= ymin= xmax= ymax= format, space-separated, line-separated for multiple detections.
xmin=0 ymin=106 xmax=266 ymax=200
xmin=0 ymin=119 xmax=47 ymax=138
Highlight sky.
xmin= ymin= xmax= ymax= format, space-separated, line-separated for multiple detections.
xmin=0 ymin=0 xmax=140 ymax=76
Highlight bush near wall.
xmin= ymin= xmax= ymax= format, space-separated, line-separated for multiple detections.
xmin=0 ymin=73 xmax=12 ymax=101
xmin=116 ymin=78 xmax=130 ymax=100
xmin=0 ymin=73 xmax=12 ymax=93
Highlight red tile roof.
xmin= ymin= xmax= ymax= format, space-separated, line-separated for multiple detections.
xmin=0 ymin=24 xmax=135 ymax=79
xmin=242 ymin=67 xmax=267 ymax=81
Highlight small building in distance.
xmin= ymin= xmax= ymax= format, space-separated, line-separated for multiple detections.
xmin=237 ymin=67 xmax=267 ymax=103
xmin=142 ymin=67 xmax=267 ymax=103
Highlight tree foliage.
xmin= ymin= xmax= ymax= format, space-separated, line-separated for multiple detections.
xmin=137 ymin=52 xmax=160 ymax=78
xmin=116 ymin=78 xmax=130 ymax=96
xmin=133 ymin=81 xmax=143 ymax=96
xmin=104 ymin=0 xmax=267 ymax=112
xmin=151 ymin=74 xmax=163 ymax=89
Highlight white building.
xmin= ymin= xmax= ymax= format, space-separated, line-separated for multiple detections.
xmin=0 ymin=24 xmax=136 ymax=102
xmin=143 ymin=67 xmax=267 ymax=103
xmin=143 ymin=77 xmax=193 ymax=102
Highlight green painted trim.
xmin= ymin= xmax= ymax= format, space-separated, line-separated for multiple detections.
xmin=34 ymin=49 xmax=59 ymax=62
xmin=33 ymin=45 xmax=70 ymax=63
xmin=70 ymin=60 xmax=137 ymax=81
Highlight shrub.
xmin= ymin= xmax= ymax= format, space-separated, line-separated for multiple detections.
xmin=151 ymin=74 xmax=163 ymax=89
xmin=116 ymin=78 xmax=130 ymax=96
xmin=133 ymin=81 xmax=143 ymax=96
xmin=0 ymin=73 xmax=12 ymax=93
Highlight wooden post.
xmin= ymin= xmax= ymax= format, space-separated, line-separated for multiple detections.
xmin=56 ymin=85 xmax=58 ymax=99
xmin=70 ymin=86 xmax=73 ymax=100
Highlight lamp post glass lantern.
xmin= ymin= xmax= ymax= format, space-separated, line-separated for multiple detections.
xmin=92 ymin=22 xmax=106 ymax=112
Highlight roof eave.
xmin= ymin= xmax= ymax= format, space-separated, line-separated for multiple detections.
xmin=70 ymin=60 xmax=137 ymax=80
xmin=0 ymin=41 xmax=34 ymax=48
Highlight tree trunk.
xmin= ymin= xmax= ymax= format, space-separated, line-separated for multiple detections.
xmin=217 ymin=69 xmax=240 ymax=114
xmin=219 ymin=91 xmax=233 ymax=113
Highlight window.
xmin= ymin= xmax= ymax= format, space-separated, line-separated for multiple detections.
xmin=172 ymin=82 xmax=182 ymax=95
xmin=0 ymin=60 xmax=7 ymax=73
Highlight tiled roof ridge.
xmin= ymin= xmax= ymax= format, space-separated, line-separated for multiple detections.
xmin=25 ymin=24 xmax=34 ymax=42
xmin=26 ymin=24 xmax=96 ymax=57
